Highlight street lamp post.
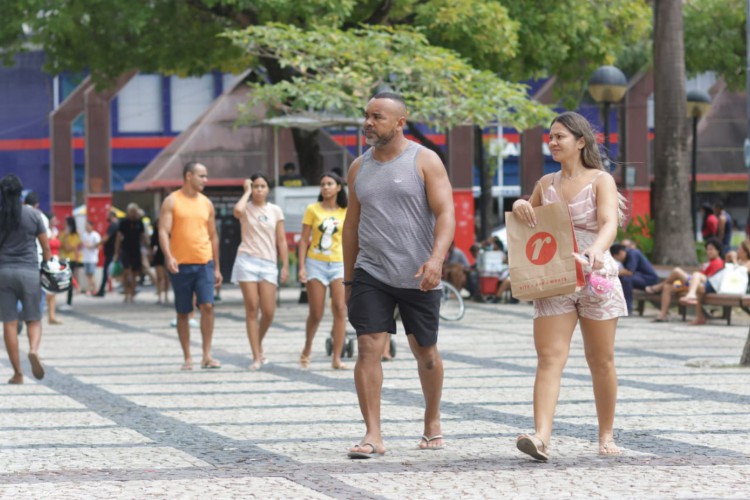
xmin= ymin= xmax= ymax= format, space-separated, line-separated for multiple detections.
xmin=687 ymin=89 xmax=712 ymax=239
xmin=588 ymin=66 xmax=628 ymax=176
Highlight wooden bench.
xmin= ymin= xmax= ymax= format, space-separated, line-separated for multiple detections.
xmin=633 ymin=266 xmax=750 ymax=326
xmin=632 ymin=288 xmax=750 ymax=325
xmin=632 ymin=265 xmax=689 ymax=319
xmin=633 ymin=288 xmax=686 ymax=319
xmin=702 ymin=293 xmax=750 ymax=325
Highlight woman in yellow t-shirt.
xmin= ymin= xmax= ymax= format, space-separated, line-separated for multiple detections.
xmin=59 ymin=216 xmax=82 ymax=309
xmin=298 ymin=172 xmax=348 ymax=370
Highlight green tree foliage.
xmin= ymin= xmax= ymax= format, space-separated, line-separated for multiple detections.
xmin=3 ymin=1 xmax=742 ymax=99
xmin=0 ymin=0 xmax=654 ymax=184
xmin=500 ymin=0 xmax=652 ymax=104
xmin=226 ymin=24 xmax=553 ymax=131
xmin=0 ymin=0 xmax=248 ymax=85
xmin=684 ymin=0 xmax=746 ymax=89
xmin=412 ymin=0 xmax=520 ymax=71
xmin=1 ymin=1 xmax=654 ymax=100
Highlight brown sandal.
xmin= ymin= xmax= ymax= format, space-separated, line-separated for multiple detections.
xmin=516 ymin=434 xmax=549 ymax=461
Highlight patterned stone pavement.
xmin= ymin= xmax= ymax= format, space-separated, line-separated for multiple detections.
xmin=1 ymin=285 xmax=749 ymax=499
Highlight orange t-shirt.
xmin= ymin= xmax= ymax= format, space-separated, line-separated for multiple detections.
xmin=170 ymin=190 xmax=213 ymax=265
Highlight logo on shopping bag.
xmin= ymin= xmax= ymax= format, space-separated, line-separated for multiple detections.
xmin=525 ymin=232 xmax=557 ymax=265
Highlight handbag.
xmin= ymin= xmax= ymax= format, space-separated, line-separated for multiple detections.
xmin=716 ymin=264 xmax=749 ymax=294
xmin=505 ymin=202 xmax=585 ymax=300
xmin=108 ymin=260 xmax=123 ymax=278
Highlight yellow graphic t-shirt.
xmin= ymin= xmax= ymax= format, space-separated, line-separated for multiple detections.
xmin=301 ymin=203 xmax=346 ymax=263
xmin=59 ymin=232 xmax=81 ymax=263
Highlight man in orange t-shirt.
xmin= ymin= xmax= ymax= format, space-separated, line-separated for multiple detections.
xmin=159 ymin=162 xmax=222 ymax=371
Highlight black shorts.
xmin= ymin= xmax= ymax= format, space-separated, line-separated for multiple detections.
xmin=348 ymin=268 xmax=441 ymax=347
xmin=120 ymin=249 xmax=142 ymax=272
xmin=151 ymin=250 xmax=165 ymax=267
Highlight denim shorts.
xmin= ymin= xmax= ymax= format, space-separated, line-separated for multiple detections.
xmin=305 ymin=258 xmax=344 ymax=286
xmin=231 ymin=253 xmax=278 ymax=286
xmin=83 ymin=262 xmax=97 ymax=275
xmin=168 ymin=261 xmax=215 ymax=314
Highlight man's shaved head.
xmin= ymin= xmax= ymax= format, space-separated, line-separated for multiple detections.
xmin=370 ymin=91 xmax=407 ymax=116
xmin=363 ymin=91 xmax=409 ymax=148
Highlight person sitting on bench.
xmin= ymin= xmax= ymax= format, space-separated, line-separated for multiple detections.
xmin=648 ymin=238 xmax=724 ymax=322
xmin=679 ymin=240 xmax=750 ymax=325
xmin=610 ymin=243 xmax=659 ymax=315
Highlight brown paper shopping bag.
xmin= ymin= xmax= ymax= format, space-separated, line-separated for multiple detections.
xmin=505 ymin=202 xmax=585 ymax=301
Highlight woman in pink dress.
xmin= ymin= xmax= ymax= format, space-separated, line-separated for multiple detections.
xmin=511 ymin=111 xmax=627 ymax=461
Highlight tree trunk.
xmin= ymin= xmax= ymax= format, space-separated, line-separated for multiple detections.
xmin=741 ymin=328 xmax=750 ymax=366
xmin=475 ymin=125 xmax=492 ymax=241
xmin=291 ymin=128 xmax=324 ymax=185
xmin=651 ymin=0 xmax=698 ymax=266
xmin=260 ymin=56 xmax=323 ymax=184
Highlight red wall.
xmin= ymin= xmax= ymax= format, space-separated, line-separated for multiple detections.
xmin=624 ymin=188 xmax=651 ymax=221
xmin=453 ymin=189 xmax=475 ymax=262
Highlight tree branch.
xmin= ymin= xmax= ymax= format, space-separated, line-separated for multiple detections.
xmin=184 ymin=0 xmax=257 ymax=27
xmin=363 ymin=0 xmax=394 ymax=25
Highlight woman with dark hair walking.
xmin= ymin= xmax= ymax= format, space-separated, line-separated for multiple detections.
xmin=59 ymin=216 xmax=81 ymax=310
xmin=298 ymin=172 xmax=349 ymax=370
xmin=0 ymin=174 xmax=50 ymax=384
xmin=231 ymin=173 xmax=289 ymax=370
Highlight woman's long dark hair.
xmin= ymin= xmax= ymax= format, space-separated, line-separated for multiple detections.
xmin=0 ymin=174 xmax=24 ymax=234
xmin=317 ymin=172 xmax=348 ymax=208
xmin=65 ymin=216 xmax=78 ymax=235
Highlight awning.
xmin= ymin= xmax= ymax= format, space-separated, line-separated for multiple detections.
xmin=257 ymin=114 xmax=362 ymax=184
xmin=126 ymin=76 xmax=357 ymax=191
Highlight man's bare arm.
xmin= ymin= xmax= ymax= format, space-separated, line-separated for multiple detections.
xmin=207 ymin=202 xmax=222 ymax=286
xmin=342 ymin=157 xmax=362 ymax=286
xmin=159 ymin=195 xmax=178 ymax=274
xmin=416 ymin=149 xmax=455 ymax=290
xmin=717 ymin=215 xmax=726 ymax=241
xmin=37 ymin=232 xmax=51 ymax=263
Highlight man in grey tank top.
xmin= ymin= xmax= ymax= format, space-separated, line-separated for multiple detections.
xmin=343 ymin=92 xmax=455 ymax=458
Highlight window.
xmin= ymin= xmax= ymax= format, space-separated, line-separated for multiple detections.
xmin=170 ymin=75 xmax=215 ymax=132
xmin=117 ymin=74 xmax=163 ymax=133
